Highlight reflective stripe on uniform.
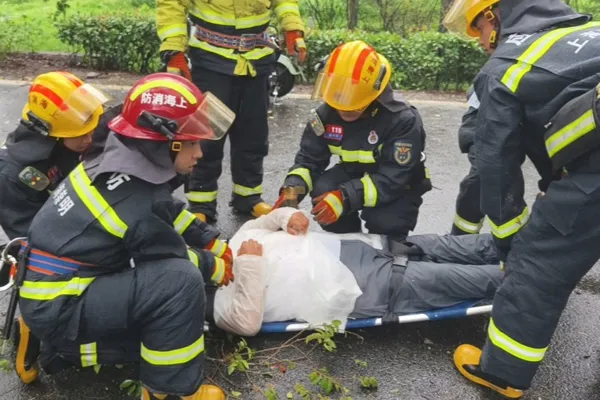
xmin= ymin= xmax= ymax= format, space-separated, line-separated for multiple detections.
xmin=488 ymin=207 xmax=529 ymax=239
xmin=174 ymin=209 xmax=196 ymax=235
xmin=158 ymin=23 xmax=187 ymax=41
xmin=360 ymin=175 xmax=377 ymax=207
xmin=187 ymin=249 xmax=199 ymax=268
xmin=141 ymin=335 xmax=205 ymax=366
xmin=488 ymin=318 xmax=547 ymax=363
xmin=501 ymin=22 xmax=600 ymax=93
xmin=20 ymin=277 xmax=96 ymax=301
xmin=274 ymin=3 xmax=301 ymax=19
xmin=211 ymin=257 xmax=225 ymax=284
xmin=80 ymin=342 xmax=98 ymax=367
xmin=209 ymin=240 xmax=227 ymax=258
xmin=287 ymin=168 xmax=313 ymax=192
xmin=190 ymin=5 xmax=270 ymax=29
xmin=453 ymin=214 xmax=483 ymax=234
xmin=545 ymin=109 xmax=596 ymax=157
xmin=328 ymin=145 xmax=376 ymax=164
xmin=70 ymin=164 xmax=128 ymax=239
xmin=186 ymin=191 xmax=218 ymax=203
xmin=233 ymin=184 xmax=263 ymax=196
xmin=324 ymin=193 xmax=344 ymax=218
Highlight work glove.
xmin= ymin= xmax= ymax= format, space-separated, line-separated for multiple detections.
xmin=160 ymin=50 xmax=192 ymax=81
xmin=285 ymin=31 xmax=307 ymax=64
xmin=311 ymin=189 xmax=345 ymax=226
xmin=211 ymin=255 xmax=235 ymax=287
xmin=205 ymin=239 xmax=233 ymax=268
xmin=273 ymin=186 xmax=306 ymax=210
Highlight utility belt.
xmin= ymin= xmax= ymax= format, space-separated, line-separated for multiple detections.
xmin=21 ymin=244 xmax=94 ymax=276
xmin=544 ymin=83 xmax=600 ymax=170
xmin=191 ymin=24 xmax=277 ymax=52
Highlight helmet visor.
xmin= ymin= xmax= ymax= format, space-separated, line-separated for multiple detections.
xmin=53 ymin=84 xmax=111 ymax=129
xmin=176 ymin=92 xmax=235 ymax=140
xmin=443 ymin=0 xmax=478 ymax=40
xmin=311 ymin=71 xmax=382 ymax=111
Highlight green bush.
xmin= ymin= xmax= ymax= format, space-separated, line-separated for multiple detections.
xmin=304 ymin=29 xmax=487 ymax=91
xmin=55 ymin=13 xmax=160 ymax=72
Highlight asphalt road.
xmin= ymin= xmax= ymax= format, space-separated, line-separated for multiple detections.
xmin=1 ymin=81 xmax=600 ymax=400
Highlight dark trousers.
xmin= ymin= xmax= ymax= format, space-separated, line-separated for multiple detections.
xmin=186 ymin=66 xmax=270 ymax=219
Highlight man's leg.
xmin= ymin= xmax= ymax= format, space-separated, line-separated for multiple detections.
xmin=187 ymin=67 xmax=235 ymax=222
xmin=361 ymin=192 xmax=423 ymax=241
xmin=404 ymin=233 xmax=498 ymax=265
xmin=228 ymin=74 xmax=271 ymax=217
xmin=457 ymin=158 xmax=600 ymax=393
xmin=312 ymin=165 xmax=361 ymax=233
xmin=452 ymin=146 xmax=485 ymax=235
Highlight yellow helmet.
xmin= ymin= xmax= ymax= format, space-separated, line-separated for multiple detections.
xmin=311 ymin=40 xmax=392 ymax=111
xmin=443 ymin=0 xmax=501 ymax=39
xmin=21 ymin=71 xmax=110 ymax=138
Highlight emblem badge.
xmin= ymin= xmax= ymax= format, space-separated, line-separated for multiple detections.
xmin=394 ymin=141 xmax=412 ymax=165
xmin=367 ymin=130 xmax=378 ymax=144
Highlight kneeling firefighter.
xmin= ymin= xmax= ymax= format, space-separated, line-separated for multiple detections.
xmin=274 ymin=40 xmax=431 ymax=241
xmin=8 ymin=73 xmax=236 ymax=399
xmin=0 ymin=71 xmax=119 ymax=239
xmin=444 ymin=0 xmax=600 ymax=397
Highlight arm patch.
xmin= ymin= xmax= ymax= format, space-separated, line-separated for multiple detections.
xmin=18 ymin=166 xmax=50 ymax=191
xmin=309 ymin=110 xmax=325 ymax=136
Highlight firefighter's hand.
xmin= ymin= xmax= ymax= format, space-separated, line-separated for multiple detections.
xmin=160 ymin=51 xmax=192 ymax=81
xmin=212 ymin=256 xmax=234 ymax=287
xmin=311 ymin=190 xmax=345 ymax=226
xmin=205 ymin=239 xmax=233 ymax=267
xmin=273 ymin=191 xmax=299 ymax=210
xmin=287 ymin=211 xmax=309 ymax=235
xmin=238 ymin=239 xmax=263 ymax=256
xmin=285 ymin=31 xmax=307 ymax=64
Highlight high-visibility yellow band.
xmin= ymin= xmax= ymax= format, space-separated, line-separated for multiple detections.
xmin=501 ymin=22 xmax=600 ymax=93
xmin=187 ymin=249 xmax=199 ymax=268
xmin=545 ymin=109 xmax=596 ymax=158
xmin=186 ymin=191 xmax=218 ymax=203
xmin=328 ymin=145 xmax=376 ymax=164
xmin=233 ymin=184 xmax=263 ymax=196
xmin=323 ymin=193 xmax=344 ymax=218
xmin=70 ymin=164 xmax=128 ymax=239
xmin=488 ymin=207 xmax=529 ymax=239
xmin=141 ymin=336 xmax=205 ymax=366
xmin=211 ymin=257 xmax=225 ymax=284
xmin=190 ymin=6 xmax=270 ymax=29
xmin=174 ymin=209 xmax=196 ymax=235
xmin=287 ymin=168 xmax=313 ymax=192
xmin=158 ymin=24 xmax=187 ymax=41
xmin=20 ymin=277 xmax=96 ymax=301
xmin=453 ymin=214 xmax=483 ymax=234
xmin=488 ymin=318 xmax=547 ymax=362
xmin=80 ymin=342 xmax=98 ymax=367
xmin=274 ymin=3 xmax=301 ymax=19
xmin=360 ymin=174 xmax=377 ymax=207
xmin=209 ymin=239 xmax=227 ymax=258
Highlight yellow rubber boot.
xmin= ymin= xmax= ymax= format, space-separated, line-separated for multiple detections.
xmin=13 ymin=316 xmax=40 ymax=384
xmin=142 ymin=385 xmax=225 ymax=400
xmin=193 ymin=213 xmax=207 ymax=223
xmin=251 ymin=202 xmax=272 ymax=218
xmin=454 ymin=344 xmax=524 ymax=399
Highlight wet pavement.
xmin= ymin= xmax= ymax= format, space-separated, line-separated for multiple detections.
xmin=0 ymin=81 xmax=600 ymax=399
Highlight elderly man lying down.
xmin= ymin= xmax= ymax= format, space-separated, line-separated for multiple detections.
xmin=212 ymin=207 xmax=502 ymax=336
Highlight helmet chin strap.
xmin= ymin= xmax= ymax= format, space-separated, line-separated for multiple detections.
xmin=483 ymin=8 xmax=501 ymax=49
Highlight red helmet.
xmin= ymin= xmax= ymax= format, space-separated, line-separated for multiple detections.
xmin=108 ymin=73 xmax=235 ymax=141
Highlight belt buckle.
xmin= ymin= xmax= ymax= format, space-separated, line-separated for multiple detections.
xmin=238 ymin=33 xmax=256 ymax=52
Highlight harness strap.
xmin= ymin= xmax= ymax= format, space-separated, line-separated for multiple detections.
xmin=191 ymin=24 xmax=278 ymax=52
xmin=20 ymin=243 xmax=94 ymax=276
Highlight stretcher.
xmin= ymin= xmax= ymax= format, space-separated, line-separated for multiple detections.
xmin=203 ymin=299 xmax=493 ymax=333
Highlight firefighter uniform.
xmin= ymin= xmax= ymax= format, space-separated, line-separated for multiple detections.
xmin=0 ymin=72 xmax=114 ymax=240
xmin=451 ymin=87 xmax=484 ymax=235
xmin=156 ymin=0 xmax=305 ymax=222
xmin=15 ymin=74 xmax=235 ymax=398
xmin=282 ymin=86 xmax=431 ymax=239
xmin=444 ymin=0 xmax=600 ymax=396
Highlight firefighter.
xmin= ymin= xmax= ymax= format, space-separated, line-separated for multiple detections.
xmin=11 ymin=73 xmax=235 ymax=400
xmin=0 ymin=71 xmax=117 ymax=240
xmin=156 ymin=0 xmax=306 ymax=224
xmin=443 ymin=0 xmax=600 ymax=397
xmin=273 ymin=41 xmax=432 ymax=241
xmin=451 ymin=86 xmax=484 ymax=235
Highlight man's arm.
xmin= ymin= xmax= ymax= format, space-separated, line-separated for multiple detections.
xmin=341 ymin=108 xmax=425 ymax=212
xmin=273 ymin=0 xmax=304 ymax=32
xmin=237 ymin=207 xmax=303 ymax=233
xmin=156 ymin=0 xmax=189 ymax=54
xmin=474 ymin=73 xmax=528 ymax=260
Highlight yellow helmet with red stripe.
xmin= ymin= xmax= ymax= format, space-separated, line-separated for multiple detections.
xmin=311 ymin=40 xmax=392 ymax=111
xmin=21 ymin=71 xmax=110 ymax=138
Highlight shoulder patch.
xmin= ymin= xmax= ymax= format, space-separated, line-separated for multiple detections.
xmin=393 ymin=141 xmax=413 ymax=165
xmin=309 ymin=110 xmax=325 ymax=136
xmin=19 ymin=166 xmax=50 ymax=191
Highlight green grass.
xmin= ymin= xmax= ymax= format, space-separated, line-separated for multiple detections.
xmin=0 ymin=0 xmax=154 ymax=52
